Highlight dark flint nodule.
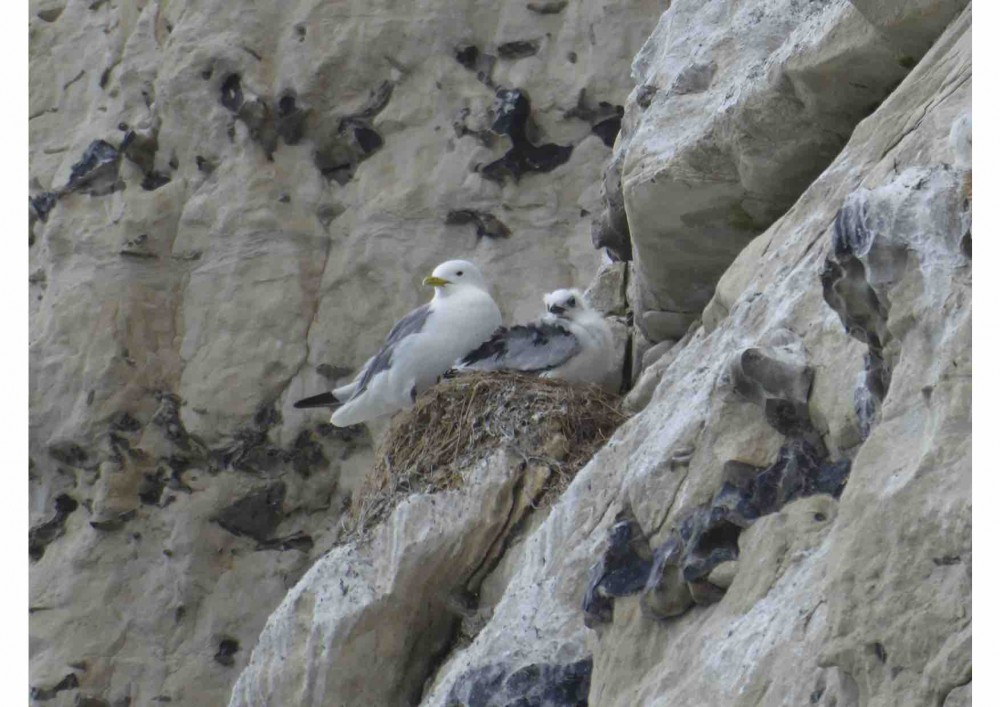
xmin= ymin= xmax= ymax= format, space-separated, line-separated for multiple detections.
xmin=29 ymin=494 xmax=79 ymax=561
xmin=582 ymin=508 xmax=652 ymax=625
xmin=220 ymin=74 xmax=243 ymax=112
xmin=214 ymin=638 xmax=239 ymax=666
xmin=445 ymin=659 xmax=592 ymax=707
xmin=497 ymin=40 xmax=540 ymax=60
xmin=445 ymin=209 xmax=512 ymax=241
xmin=212 ymin=482 xmax=286 ymax=542
xmin=479 ymin=88 xmax=573 ymax=183
xmin=592 ymin=113 xmax=622 ymax=148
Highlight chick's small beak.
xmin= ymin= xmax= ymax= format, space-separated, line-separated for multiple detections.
xmin=423 ymin=275 xmax=451 ymax=288
xmin=548 ymin=305 xmax=566 ymax=315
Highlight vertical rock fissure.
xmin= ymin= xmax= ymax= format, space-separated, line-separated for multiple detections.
xmin=418 ymin=462 xmax=544 ymax=701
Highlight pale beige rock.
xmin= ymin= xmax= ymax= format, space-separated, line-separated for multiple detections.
xmin=640 ymin=338 xmax=675 ymax=372
xmin=628 ymin=323 xmax=652 ymax=386
xmin=613 ymin=0 xmax=916 ymax=326
xmin=28 ymin=1 xmax=661 ymax=704
xmin=949 ymin=112 xmax=971 ymax=170
xmin=640 ymin=309 xmax=695 ymax=342
xmin=724 ymin=496 xmax=838 ymax=614
xmin=706 ymin=560 xmax=739 ymax=590
xmin=849 ymin=0 xmax=968 ymax=59
xmin=228 ymin=452 xmax=549 ymax=706
xmin=606 ymin=315 xmax=630 ymax=394
xmin=422 ymin=8 xmax=971 ymax=706
xmin=641 ymin=554 xmax=692 ymax=619
xmin=30 ymin=1 xmax=971 ymax=705
xmin=622 ymin=328 xmax=692 ymax=414
xmin=942 ymin=682 xmax=971 ymax=707
xmin=29 ymin=0 xmax=662 ymax=451
xmin=584 ymin=261 xmax=628 ymax=316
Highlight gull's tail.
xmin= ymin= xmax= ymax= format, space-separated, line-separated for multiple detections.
xmin=293 ymin=392 xmax=341 ymax=409
xmin=330 ymin=377 xmax=404 ymax=427
xmin=293 ymin=380 xmax=358 ymax=410
xmin=330 ymin=396 xmax=380 ymax=427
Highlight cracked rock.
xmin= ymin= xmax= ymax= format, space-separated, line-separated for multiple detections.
xmin=583 ymin=262 xmax=628 ymax=316
xmin=591 ymin=149 xmax=631 ymax=261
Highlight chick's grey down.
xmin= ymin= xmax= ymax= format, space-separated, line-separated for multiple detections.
xmin=459 ymin=288 xmax=618 ymax=392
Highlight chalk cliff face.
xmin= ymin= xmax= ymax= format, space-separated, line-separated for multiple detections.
xmin=30 ymin=0 xmax=971 ymax=706
xmin=29 ymin=0 xmax=657 ymax=704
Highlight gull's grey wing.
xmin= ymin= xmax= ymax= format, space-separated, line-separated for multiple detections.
xmin=460 ymin=321 xmax=580 ymax=372
xmin=350 ymin=303 xmax=433 ymax=398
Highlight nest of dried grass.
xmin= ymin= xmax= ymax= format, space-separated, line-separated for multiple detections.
xmin=344 ymin=371 xmax=628 ymax=537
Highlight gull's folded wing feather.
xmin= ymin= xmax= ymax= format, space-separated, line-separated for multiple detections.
xmin=460 ymin=322 xmax=580 ymax=372
xmin=348 ymin=303 xmax=433 ymax=399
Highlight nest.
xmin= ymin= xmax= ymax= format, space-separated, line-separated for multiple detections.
xmin=344 ymin=371 xmax=628 ymax=537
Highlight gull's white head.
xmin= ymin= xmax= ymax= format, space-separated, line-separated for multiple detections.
xmin=422 ymin=260 xmax=489 ymax=295
xmin=543 ymin=288 xmax=590 ymax=322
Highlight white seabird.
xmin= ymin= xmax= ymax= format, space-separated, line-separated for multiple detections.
xmin=459 ymin=288 xmax=619 ymax=392
xmin=295 ymin=260 xmax=502 ymax=426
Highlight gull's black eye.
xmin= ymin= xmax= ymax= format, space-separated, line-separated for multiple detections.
xmin=567 ymin=297 xmax=576 ymax=307
xmin=456 ymin=271 xmax=464 ymax=277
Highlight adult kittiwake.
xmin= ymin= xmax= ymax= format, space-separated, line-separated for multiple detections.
xmin=295 ymin=260 xmax=502 ymax=426
xmin=459 ymin=288 xmax=619 ymax=392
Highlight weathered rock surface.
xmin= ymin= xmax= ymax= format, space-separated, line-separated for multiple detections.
xmin=30 ymin=0 xmax=971 ymax=705
xmin=28 ymin=1 xmax=661 ymax=704
xmin=598 ymin=0 xmax=967 ymax=344
xmin=229 ymin=451 xmax=555 ymax=706
xmin=420 ymin=6 xmax=971 ymax=706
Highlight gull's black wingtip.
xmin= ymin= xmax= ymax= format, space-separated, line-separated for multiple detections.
xmin=293 ymin=392 xmax=340 ymax=409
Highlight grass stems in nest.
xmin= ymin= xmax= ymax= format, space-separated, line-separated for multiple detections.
xmin=340 ymin=371 xmax=628 ymax=539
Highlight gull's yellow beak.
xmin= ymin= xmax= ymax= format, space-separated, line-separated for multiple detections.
xmin=423 ymin=276 xmax=451 ymax=288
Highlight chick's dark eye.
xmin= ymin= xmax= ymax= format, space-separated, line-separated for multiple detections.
xmin=456 ymin=271 xmax=463 ymax=276
xmin=567 ymin=297 xmax=576 ymax=307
